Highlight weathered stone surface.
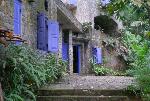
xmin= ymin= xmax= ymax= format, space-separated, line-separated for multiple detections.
xmin=69 ymin=30 xmax=73 ymax=74
xmin=56 ymin=0 xmax=82 ymax=32
xmin=38 ymin=76 xmax=141 ymax=101
xmin=0 ymin=0 xmax=126 ymax=75
xmin=75 ymin=0 xmax=100 ymax=27
xmin=37 ymin=96 xmax=130 ymax=101
xmin=42 ymin=76 xmax=135 ymax=90
xmin=0 ymin=83 xmax=3 ymax=101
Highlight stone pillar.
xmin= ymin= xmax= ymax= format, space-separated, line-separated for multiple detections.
xmin=0 ymin=83 xmax=3 ymax=101
xmin=81 ymin=43 xmax=85 ymax=74
xmin=58 ymin=26 xmax=62 ymax=59
xmin=69 ymin=30 xmax=73 ymax=74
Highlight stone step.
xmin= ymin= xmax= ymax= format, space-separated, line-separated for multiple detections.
xmin=37 ymin=76 xmax=141 ymax=101
xmin=46 ymin=76 xmax=135 ymax=90
xmin=38 ymin=89 xmax=129 ymax=96
xmin=37 ymin=96 xmax=129 ymax=101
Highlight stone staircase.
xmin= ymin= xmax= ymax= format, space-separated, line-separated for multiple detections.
xmin=37 ymin=75 xmax=141 ymax=101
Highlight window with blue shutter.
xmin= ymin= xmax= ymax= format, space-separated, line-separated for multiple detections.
xmin=14 ymin=0 xmax=21 ymax=44
xmin=37 ymin=13 xmax=48 ymax=51
xmin=92 ymin=47 xmax=102 ymax=64
xmin=48 ymin=20 xmax=59 ymax=53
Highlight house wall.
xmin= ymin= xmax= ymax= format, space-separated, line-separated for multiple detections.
xmin=74 ymin=0 xmax=126 ymax=71
xmin=0 ymin=0 xmax=14 ymax=32
xmin=0 ymin=0 xmax=46 ymax=49
xmin=75 ymin=0 xmax=99 ymax=27
xmin=0 ymin=0 xmax=85 ymax=74
xmin=0 ymin=0 xmax=126 ymax=75
xmin=60 ymin=0 xmax=100 ymax=26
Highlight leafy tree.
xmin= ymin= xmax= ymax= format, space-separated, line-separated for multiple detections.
xmin=101 ymin=0 xmax=150 ymax=100
xmin=104 ymin=0 xmax=150 ymax=36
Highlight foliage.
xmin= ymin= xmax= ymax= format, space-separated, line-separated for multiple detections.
xmin=105 ymin=0 xmax=150 ymax=36
xmin=122 ymin=31 xmax=150 ymax=100
xmin=0 ymin=44 xmax=67 ymax=101
xmin=82 ymin=22 xmax=92 ymax=33
xmin=102 ymin=0 xmax=150 ymax=100
xmin=102 ymin=37 xmax=116 ymax=48
xmin=91 ymin=63 xmax=126 ymax=76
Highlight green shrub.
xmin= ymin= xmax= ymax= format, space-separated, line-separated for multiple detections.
xmin=123 ymin=32 xmax=150 ymax=101
xmin=0 ymin=44 xmax=67 ymax=101
xmin=92 ymin=63 xmax=126 ymax=76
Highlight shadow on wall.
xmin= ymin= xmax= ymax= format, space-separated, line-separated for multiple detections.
xmin=94 ymin=15 xmax=121 ymax=37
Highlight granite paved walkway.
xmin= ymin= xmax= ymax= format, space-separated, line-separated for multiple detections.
xmin=42 ymin=75 xmax=135 ymax=90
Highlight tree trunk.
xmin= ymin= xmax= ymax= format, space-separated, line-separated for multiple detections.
xmin=0 ymin=83 xmax=3 ymax=101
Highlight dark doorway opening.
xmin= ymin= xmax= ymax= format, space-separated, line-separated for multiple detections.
xmin=73 ymin=45 xmax=80 ymax=73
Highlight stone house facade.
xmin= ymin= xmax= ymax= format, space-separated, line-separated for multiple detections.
xmin=0 ymin=0 xmax=126 ymax=75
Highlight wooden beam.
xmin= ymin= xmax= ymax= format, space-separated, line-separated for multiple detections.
xmin=0 ymin=83 xmax=4 ymax=101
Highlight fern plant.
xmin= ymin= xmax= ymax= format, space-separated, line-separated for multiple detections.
xmin=0 ymin=44 xmax=67 ymax=101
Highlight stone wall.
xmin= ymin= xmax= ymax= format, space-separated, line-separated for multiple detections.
xmin=91 ymin=29 xmax=101 ymax=48
xmin=0 ymin=0 xmax=14 ymax=30
xmin=101 ymin=32 xmax=126 ymax=70
xmin=21 ymin=1 xmax=38 ymax=49
xmin=0 ymin=0 xmax=46 ymax=49
xmin=75 ymin=0 xmax=99 ymax=27
xmin=0 ymin=0 xmax=126 ymax=73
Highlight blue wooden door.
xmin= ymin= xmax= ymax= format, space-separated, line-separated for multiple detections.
xmin=77 ymin=45 xmax=81 ymax=73
xmin=73 ymin=45 xmax=81 ymax=73
xmin=37 ymin=13 xmax=48 ymax=51
xmin=48 ymin=20 xmax=59 ymax=53
xmin=14 ymin=0 xmax=21 ymax=44
xmin=62 ymin=42 xmax=69 ymax=61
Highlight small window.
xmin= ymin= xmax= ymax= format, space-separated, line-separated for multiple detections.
xmin=45 ymin=0 xmax=48 ymax=11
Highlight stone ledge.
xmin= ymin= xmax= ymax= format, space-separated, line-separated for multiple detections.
xmin=55 ymin=0 xmax=82 ymax=32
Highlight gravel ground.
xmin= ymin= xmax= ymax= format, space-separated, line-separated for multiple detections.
xmin=43 ymin=75 xmax=135 ymax=90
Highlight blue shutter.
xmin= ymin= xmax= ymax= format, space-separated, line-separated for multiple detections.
xmin=14 ymin=0 xmax=21 ymax=35
xmin=96 ymin=48 xmax=102 ymax=64
xmin=48 ymin=20 xmax=59 ymax=53
xmin=69 ymin=0 xmax=77 ymax=6
xmin=62 ymin=42 xmax=69 ymax=61
xmin=77 ymin=46 xmax=81 ymax=73
xmin=92 ymin=47 xmax=102 ymax=64
xmin=37 ymin=13 xmax=48 ymax=51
